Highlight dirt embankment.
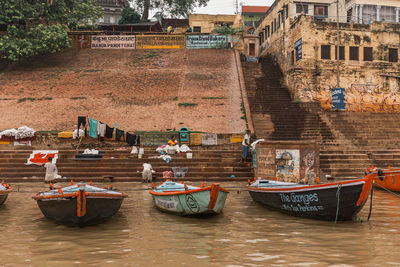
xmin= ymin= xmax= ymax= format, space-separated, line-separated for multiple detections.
xmin=0 ymin=49 xmax=245 ymax=133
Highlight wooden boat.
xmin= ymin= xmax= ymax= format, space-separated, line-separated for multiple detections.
xmin=0 ymin=181 xmax=12 ymax=205
xmin=149 ymin=180 xmax=229 ymax=216
xmin=247 ymin=174 xmax=373 ymax=221
xmin=32 ymin=182 xmax=127 ymax=226
xmin=370 ymin=167 xmax=400 ymax=192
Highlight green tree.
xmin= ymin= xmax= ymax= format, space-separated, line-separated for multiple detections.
xmin=119 ymin=6 xmax=141 ymax=24
xmin=133 ymin=0 xmax=210 ymax=21
xmin=0 ymin=0 xmax=102 ymax=61
xmin=212 ymin=24 xmax=239 ymax=35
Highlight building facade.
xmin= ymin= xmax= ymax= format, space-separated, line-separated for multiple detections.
xmin=255 ymin=3 xmax=400 ymax=112
xmin=241 ymin=6 xmax=269 ymax=28
xmin=189 ymin=14 xmax=242 ymax=33
xmin=96 ymin=0 xmax=126 ymax=25
xmin=346 ymin=0 xmax=400 ymax=23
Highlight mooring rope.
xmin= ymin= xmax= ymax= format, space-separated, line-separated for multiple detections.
xmin=373 ymin=182 xmax=400 ymax=199
xmin=366 ymin=182 xmax=374 ymax=221
xmin=334 ymin=183 xmax=342 ymax=224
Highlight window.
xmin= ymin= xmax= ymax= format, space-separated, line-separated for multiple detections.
xmin=274 ymin=18 xmax=277 ymax=32
xmin=314 ymin=5 xmax=328 ymax=17
xmin=362 ymin=5 xmax=376 ymax=23
xmin=193 ymin=26 xmax=201 ymax=32
xmin=335 ymin=46 xmax=345 ymax=60
xmin=104 ymin=15 xmax=111 ymax=23
xmin=291 ymin=50 xmax=295 ymax=65
xmin=347 ymin=8 xmax=353 ymax=23
xmin=296 ymin=4 xmax=308 ymax=14
xmin=349 ymin=46 xmax=359 ymax=60
xmin=364 ymin=47 xmax=373 ymax=61
xmin=389 ymin=48 xmax=398 ymax=62
xmin=321 ymin=45 xmax=331 ymax=59
xmin=244 ymin=21 xmax=253 ymax=27
xmin=380 ymin=6 xmax=396 ymax=22
xmin=278 ymin=14 xmax=281 ymax=28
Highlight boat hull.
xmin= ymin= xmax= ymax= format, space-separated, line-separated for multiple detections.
xmin=248 ymin=177 xmax=372 ymax=221
xmin=151 ymin=188 xmax=228 ymax=216
xmin=0 ymin=194 xmax=8 ymax=205
xmin=35 ymin=196 xmax=124 ymax=226
xmin=373 ymin=169 xmax=400 ymax=192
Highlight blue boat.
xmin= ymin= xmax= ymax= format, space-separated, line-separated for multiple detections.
xmin=150 ymin=180 xmax=229 ymax=216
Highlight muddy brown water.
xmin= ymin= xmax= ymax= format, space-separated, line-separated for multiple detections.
xmin=0 ymin=182 xmax=399 ymax=266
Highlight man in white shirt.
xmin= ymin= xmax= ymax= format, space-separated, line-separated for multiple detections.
xmin=241 ymin=130 xmax=251 ymax=163
xmin=142 ymin=162 xmax=154 ymax=183
xmin=43 ymin=157 xmax=58 ymax=183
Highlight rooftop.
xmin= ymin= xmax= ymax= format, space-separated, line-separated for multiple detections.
xmin=241 ymin=6 xmax=269 ymax=14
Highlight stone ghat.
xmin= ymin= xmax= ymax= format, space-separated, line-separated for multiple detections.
xmin=0 ymin=149 xmax=254 ymax=183
xmin=0 ymin=48 xmax=245 ymax=134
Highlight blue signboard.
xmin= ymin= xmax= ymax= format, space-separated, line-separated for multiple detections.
xmin=332 ymin=87 xmax=345 ymax=110
xmin=186 ymin=35 xmax=227 ymax=49
xmin=294 ymin=38 xmax=302 ymax=61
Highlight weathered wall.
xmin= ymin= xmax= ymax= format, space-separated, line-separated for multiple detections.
xmin=189 ymin=14 xmax=242 ymax=33
xmin=259 ymin=16 xmax=400 ymax=112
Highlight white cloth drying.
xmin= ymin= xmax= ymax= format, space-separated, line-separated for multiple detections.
xmin=73 ymin=129 xmax=84 ymax=139
xmin=0 ymin=126 xmax=35 ymax=139
xmin=83 ymin=149 xmax=99 ymax=155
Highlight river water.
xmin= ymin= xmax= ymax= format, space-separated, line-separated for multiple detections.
xmin=1 ymin=182 xmax=399 ymax=266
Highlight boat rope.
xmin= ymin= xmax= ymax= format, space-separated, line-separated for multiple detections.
xmin=373 ymin=182 xmax=400 ymax=199
xmin=334 ymin=183 xmax=342 ymax=224
xmin=367 ymin=182 xmax=374 ymax=222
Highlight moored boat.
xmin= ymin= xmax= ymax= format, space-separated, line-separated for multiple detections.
xmin=370 ymin=167 xmax=400 ymax=192
xmin=149 ymin=180 xmax=229 ymax=216
xmin=32 ymin=182 xmax=127 ymax=226
xmin=248 ymin=174 xmax=373 ymax=221
xmin=0 ymin=181 xmax=12 ymax=206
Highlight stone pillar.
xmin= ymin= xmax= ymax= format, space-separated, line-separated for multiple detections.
xmin=376 ymin=5 xmax=381 ymax=22
xmin=396 ymin=7 xmax=400 ymax=23
xmin=359 ymin=4 xmax=364 ymax=24
xmin=355 ymin=5 xmax=359 ymax=23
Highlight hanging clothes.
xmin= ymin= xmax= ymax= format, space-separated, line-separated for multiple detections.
xmin=77 ymin=116 xmax=87 ymax=137
xmin=126 ymin=132 xmax=136 ymax=147
xmin=105 ymin=125 xmax=114 ymax=139
xmin=115 ymin=129 xmax=125 ymax=141
xmin=89 ymin=118 xmax=98 ymax=138
xmin=98 ymin=122 xmax=105 ymax=137
xmin=136 ymin=135 xmax=140 ymax=145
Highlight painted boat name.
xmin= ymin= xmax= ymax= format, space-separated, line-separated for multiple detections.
xmin=279 ymin=193 xmax=319 ymax=205
xmin=155 ymin=197 xmax=178 ymax=210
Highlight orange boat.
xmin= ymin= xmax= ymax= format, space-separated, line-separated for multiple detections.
xmin=0 ymin=181 xmax=12 ymax=205
xmin=370 ymin=167 xmax=400 ymax=192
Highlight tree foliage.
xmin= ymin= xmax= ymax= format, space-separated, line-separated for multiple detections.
xmin=0 ymin=0 xmax=102 ymax=61
xmin=119 ymin=6 xmax=141 ymax=24
xmin=133 ymin=0 xmax=210 ymax=20
xmin=212 ymin=24 xmax=238 ymax=35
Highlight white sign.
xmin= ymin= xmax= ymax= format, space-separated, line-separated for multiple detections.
xmin=91 ymin=35 xmax=136 ymax=49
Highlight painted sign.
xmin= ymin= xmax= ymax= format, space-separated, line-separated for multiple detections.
xmin=136 ymin=35 xmax=185 ymax=49
xmin=294 ymin=38 xmax=302 ymax=61
xmin=91 ymin=35 xmax=136 ymax=49
xmin=301 ymin=148 xmax=317 ymax=183
xmin=332 ymin=87 xmax=345 ymax=110
xmin=202 ymin=134 xmax=218 ymax=145
xmin=256 ymin=148 xmax=275 ymax=177
xmin=276 ymin=149 xmax=300 ymax=183
xmin=186 ymin=35 xmax=227 ymax=49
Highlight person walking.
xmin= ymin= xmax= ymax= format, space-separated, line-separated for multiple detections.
xmin=241 ymin=130 xmax=251 ymax=163
xmin=142 ymin=162 xmax=154 ymax=183
xmin=43 ymin=157 xmax=58 ymax=183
